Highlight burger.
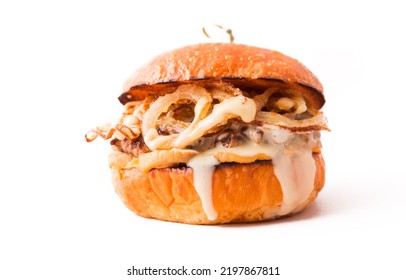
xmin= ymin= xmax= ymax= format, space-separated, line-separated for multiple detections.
xmin=86 ymin=43 xmax=329 ymax=224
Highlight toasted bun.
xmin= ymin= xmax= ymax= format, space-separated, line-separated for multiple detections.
xmin=111 ymin=153 xmax=325 ymax=224
xmin=119 ymin=43 xmax=325 ymax=109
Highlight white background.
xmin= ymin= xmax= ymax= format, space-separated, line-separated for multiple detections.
xmin=1 ymin=1 xmax=405 ymax=279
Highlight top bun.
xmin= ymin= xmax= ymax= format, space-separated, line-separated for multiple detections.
xmin=119 ymin=43 xmax=324 ymax=109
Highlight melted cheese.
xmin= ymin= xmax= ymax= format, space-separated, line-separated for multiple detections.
xmin=143 ymin=87 xmax=257 ymax=151
xmin=187 ymin=155 xmax=219 ymax=221
xmin=187 ymin=127 xmax=318 ymax=221
xmin=268 ymin=148 xmax=316 ymax=217
xmin=174 ymin=95 xmax=256 ymax=148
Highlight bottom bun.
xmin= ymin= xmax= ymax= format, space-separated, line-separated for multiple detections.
xmin=111 ymin=153 xmax=325 ymax=224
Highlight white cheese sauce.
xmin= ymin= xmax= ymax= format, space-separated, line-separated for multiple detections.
xmin=174 ymin=95 xmax=256 ymax=148
xmin=187 ymin=127 xmax=318 ymax=221
xmin=267 ymin=148 xmax=316 ymax=218
xmin=187 ymin=155 xmax=220 ymax=221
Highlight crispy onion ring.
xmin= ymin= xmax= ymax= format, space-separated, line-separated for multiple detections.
xmin=115 ymin=123 xmax=140 ymax=140
xmin=85 ymin=127 xmax=114 ymax=142
xmin=253 ymin=88 xmax=276 ymax=111
xmin=175 ymin=95 xmax=256 ymax=146
xmin=142 ymin=84 xmax=212 ymax=150
xmin=210 ymin=84 xmax=243 ymax=101
xmin=85 ymin=123 xmax=141 ymax=143
xmin=256 ymin=111 xmax=329 ymax=132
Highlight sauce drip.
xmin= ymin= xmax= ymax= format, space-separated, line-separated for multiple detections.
xmin=187 ymin=127 xmax=318 ymax=221
xmin=187 ymin=155 xmax=220 ymax=220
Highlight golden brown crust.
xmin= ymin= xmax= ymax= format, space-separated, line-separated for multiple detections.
xmin=111 ymin=153 xmax=325 ymax=224
xmin=120 ymin=43 xmax=325 ymax=109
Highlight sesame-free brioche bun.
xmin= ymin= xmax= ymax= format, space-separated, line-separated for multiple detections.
xmin=111 ymin=153 xmax=325 ymax=224
xmin=119 ymin=43 xmax=325 ymax=109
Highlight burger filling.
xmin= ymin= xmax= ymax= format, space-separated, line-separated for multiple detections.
xmin=86 ymin=83 xmax=328 ymax=220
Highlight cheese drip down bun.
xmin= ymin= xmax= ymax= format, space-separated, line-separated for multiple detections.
xmin=87 ymin=43 xmax=329 ymax=224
